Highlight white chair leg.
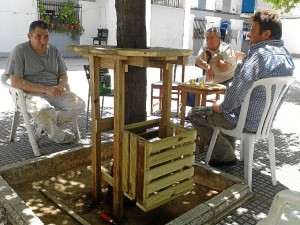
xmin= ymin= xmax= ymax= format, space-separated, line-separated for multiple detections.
xmin=268 ymin=132 xmax=277 ymax=186
xmin=243 ymin=135 xmax=255 ymax=191
xmin=239 ymin=139 xmax=244 ymax=161
xmin=72 ymin=119 xmax=81 ymax=141
xmin=205 ymin=127 xmax=220 ymax=165
xmin=9 ymin=111 xmax=20 ymax=141
xmin=22 ymin=111 xmax=41 ymax=157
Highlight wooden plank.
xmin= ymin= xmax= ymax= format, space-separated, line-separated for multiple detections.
xmin=136 ymin=140 xmax=146 ymax=206
xmin=137 ymin=129 xmax=159 ymax=140
xmin=142 ymin=179 xmax=194 ymax=211
xmin=166 ymin=122 xmax=194 ymax=132
xmin=129 ymin=134 xmax=139 ymax=199
xmin=146 ymin=155 xmax=194 ymax=182
xmin=146 ymin=168 xmax=194 ymax=197
xmin=147 ymin=143 xmax=196 ymax=167
xmin=102 ymin=169 xmax=113 ymax=187
xmin=66 ymin=45 xmax=194 ymax=58
xmin=112 ymin=59 xmax=125 ymax=219
xmin=98 ymin=57 xmax=117 ymax=69
xmin=96 ymin=117 xmax=114 ymax=132
xmin=127 ymin=56 xmax=149 ymax=67
xmin=122 ymin=131 xmax=130 ymax=193
xmin=38 ymin=188 xmax=92 ymax=225
xmin=90 ymin=55 xmax=102 ymax=203
xmin=160 ymin=63 xmax=172 ymax=138
xmin=124 ymin=119 xmax=160 ymax=132
xmin=148 ymin=130 xmax=197 ymax=154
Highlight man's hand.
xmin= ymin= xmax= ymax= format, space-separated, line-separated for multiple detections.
xmin=45 ymin=86 xmax=63 ymax=96
xmin=212 ymin=100 xmax=223 ymax=113
xmin=206 ymin=66 xmax=215 ymax=82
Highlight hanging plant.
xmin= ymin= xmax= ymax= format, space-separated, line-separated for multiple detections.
xmin=37 ymin=0 xmax=85 ymax=40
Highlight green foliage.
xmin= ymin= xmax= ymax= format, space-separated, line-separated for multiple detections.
xmin=263 ymin=0 xmax=300 ymax=13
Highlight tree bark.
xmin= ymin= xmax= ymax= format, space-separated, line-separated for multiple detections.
xmin=115 ymin=0 xmax=147 ymax=125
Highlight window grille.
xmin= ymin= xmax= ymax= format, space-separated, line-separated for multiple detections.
xmin=151 ymin=0 xmax=179 ymax=8
xmin=37 ymin=1 xmax=82 ymax=25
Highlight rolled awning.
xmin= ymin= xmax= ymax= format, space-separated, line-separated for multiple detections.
xmin=193 ymin=18 xmax=206 ymax=39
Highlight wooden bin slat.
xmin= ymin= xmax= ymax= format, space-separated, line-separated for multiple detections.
xmin=122 ymin=131 xmax=130 ymax=193
xmin=148 ymin=131 xmax=197 ymax=154
xmin=166 ymin=121 xmax=192 ymax=132
xmin=128 ymin=133 xmax=139 ymax=199
xmin=140 ymin=179 xmax=194 ymax=212
xmin=138 ymin=130 xmax=159 ymax=140
xmin=124 ymin=119 xmax=160 ymax=133
xmin=146 ymin=155 xmax=195 ymax=182
xmin=146 ymin=167 xmax=194 ymax=195
xmin=147 ymin=143 xmax=195 ymax=167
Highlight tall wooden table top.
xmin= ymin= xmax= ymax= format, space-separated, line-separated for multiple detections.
xmin=66 ymin=45 xmax=193 ymax=220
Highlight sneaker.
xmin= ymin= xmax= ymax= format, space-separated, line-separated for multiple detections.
xmin=208 ymin=157 xmax=237 ymax=167
xmin=61 ymin=131 xmax=76 ymax=144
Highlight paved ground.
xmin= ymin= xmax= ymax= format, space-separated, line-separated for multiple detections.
xmin=0 ymin=56 xmax=300 ymax=224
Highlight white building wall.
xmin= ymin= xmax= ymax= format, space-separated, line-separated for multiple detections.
xmin=0 ymin=0 xmax=38 ymax=56
xmin=206 ymin=0 xmax=216 ymax=11
xmin=80 ymin=0 xmax=116 ymax=46
xmin=1 ymin=0 xmax=300 ymax=57
xmin=150 ymin=5 xmax=185 ymax=48
xmin=282 ymin=18 xmax=300 ymax=55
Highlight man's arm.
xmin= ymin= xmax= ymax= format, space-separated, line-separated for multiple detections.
xmin=195 ymin=55 xmax=211 ymax=71
xmin=195 ymin=55 xmax=215 ymax=81
xmin=10 ymin=74 xmax=64 ymax=96
xmin=57 ymin=74 xmax=68 ymax=92
xmin=211 ymin=55 xmax=235 ymax=72
xmin=212 ymin=100 xmax=223 ymax=113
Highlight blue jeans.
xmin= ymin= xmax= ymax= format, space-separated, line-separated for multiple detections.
xmin=186 ymin=92 xmax=195 ymax=107
xmin=188 ymin=106 xmax=237 ymax=162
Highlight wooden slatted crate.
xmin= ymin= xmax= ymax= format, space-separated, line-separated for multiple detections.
xmin=123 ymin=119 xmax=197 ymax=211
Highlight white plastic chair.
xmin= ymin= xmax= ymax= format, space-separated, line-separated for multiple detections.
xmin=205 ymin=76 xmax=295 ymax=191
xmin=1 ymin=73 xmax=81 ymax=157
xmin=257 ymin=190 xmax=300 ymax=225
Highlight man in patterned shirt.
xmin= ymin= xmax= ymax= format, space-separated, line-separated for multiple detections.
xmin=189 ymin=10 xmax=295 ymax=166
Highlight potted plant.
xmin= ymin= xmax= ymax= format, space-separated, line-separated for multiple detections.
xmin=69 ymin=12 xmax=78 ymax=30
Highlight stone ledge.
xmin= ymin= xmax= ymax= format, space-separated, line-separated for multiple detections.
xmin=0 ymin=176 xmax=43 ymax=225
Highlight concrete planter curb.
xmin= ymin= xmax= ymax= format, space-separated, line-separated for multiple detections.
xmin=0 ymin=147 xmax=250 ymax=225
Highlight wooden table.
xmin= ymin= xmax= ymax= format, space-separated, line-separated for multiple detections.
xmin=179 ymin=82 xmax=226 ymax=126
xmin=66 ymin=45 xmax=193 ymax=220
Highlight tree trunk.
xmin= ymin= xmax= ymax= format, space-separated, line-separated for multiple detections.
xmin=115 ymin=0 xmax=147 ymax=125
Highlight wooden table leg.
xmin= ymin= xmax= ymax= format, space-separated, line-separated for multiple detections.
xmin=180 ymin=90 xmax=187 ymax=126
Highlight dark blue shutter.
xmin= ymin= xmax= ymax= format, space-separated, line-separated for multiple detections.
xmin=241 ymin=0 xmax=255 ymax=13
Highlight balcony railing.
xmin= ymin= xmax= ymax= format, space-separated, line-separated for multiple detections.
xmin=151 ymin=0 xmax=179 ymax=8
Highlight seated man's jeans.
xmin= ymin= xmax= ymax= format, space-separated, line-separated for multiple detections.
xmin=24 ymin=91 xmax=85 ymax=143
xmin=188 ymin=106 xmax=237 ymax=162
xmin=186 ymin=92 xmax=195 ymax=107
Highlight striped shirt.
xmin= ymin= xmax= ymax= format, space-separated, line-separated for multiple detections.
xmin=220 ymin=39 xmax=295 ymax=132
xmin=5 ymin=42 xmax=67 ymax=87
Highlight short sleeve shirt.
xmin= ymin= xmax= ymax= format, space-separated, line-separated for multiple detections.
xmin=198 ymin=41 xmax=236 ymax=83
xmin=5 ymin=42 xmax=67 ymax=87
